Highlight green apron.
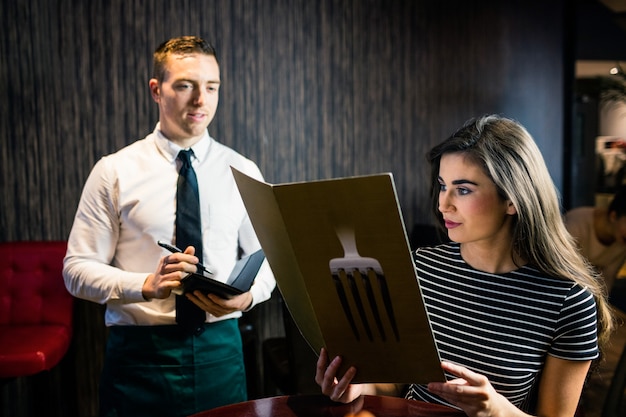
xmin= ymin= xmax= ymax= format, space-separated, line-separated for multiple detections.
xmin=99 ymin=319 xmax=246 ymax=417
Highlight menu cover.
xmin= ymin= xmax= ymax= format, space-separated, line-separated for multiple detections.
xmin=232 ymin=168 xmax=443 ymax=383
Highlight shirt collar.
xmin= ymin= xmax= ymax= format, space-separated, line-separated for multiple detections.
xmin=153 ymin=122 xmax=212 ymax=164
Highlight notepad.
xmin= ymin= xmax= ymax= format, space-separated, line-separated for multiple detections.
xmin=179 ymin=249 xmax=265 ymax=299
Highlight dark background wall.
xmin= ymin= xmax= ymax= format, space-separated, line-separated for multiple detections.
xmin=0 ymin=0 xmax=569 ymax=242
xmin=1 ymin=0 xmax=573 ymax=415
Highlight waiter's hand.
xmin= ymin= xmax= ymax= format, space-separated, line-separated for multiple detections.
xmin=187 ymin=291 xmax=253 ymax=317
xmin=142 ymin=246 xmax=200 ymax=300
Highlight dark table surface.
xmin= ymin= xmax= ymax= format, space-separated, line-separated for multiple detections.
xmin=190 ymin=394 xmax=467 ymax=417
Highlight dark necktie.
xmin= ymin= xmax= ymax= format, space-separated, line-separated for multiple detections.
xmin=175 ymin=149 xmax=206 ymax=333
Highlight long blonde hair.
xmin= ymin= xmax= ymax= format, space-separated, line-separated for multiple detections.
xmin=428 ymin=114 xmax=613 ymax=347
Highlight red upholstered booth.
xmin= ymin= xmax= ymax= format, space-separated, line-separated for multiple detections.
xmin=0 ymin=241 xmax=74 ymax=379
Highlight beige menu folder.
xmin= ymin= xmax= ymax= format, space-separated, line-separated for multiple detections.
xmin=232 ymin=167 xmax=444 ymax=383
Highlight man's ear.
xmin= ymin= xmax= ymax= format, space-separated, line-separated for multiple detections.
xmin=149 ymin=78 xmax=160 ymax=102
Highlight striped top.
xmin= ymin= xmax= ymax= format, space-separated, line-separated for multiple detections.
xmin=405 ymin=243 xmax=599 ymax=411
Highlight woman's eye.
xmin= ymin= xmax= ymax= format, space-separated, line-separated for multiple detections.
xmin=457 ymin=187 xmax=471 ymax=196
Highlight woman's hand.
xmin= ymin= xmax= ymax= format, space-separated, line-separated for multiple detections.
xmin=315 ymin=348 xmax=363 ymax=403
xmin=427 ymin=362 xmax=521 ymax=417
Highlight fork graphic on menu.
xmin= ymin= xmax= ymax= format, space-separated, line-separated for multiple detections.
xmin=329 ymin=225 xmax=400 ymax=342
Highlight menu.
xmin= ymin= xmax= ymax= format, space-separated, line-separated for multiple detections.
xmin=232 ymin=167 xmax=443 ymax=383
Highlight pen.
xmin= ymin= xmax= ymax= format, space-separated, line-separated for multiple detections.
xmin=157 ymin=240 xmax=213 ymax=274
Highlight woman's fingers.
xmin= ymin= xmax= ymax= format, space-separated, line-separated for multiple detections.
xmin=315 ymin=348 xmax=360 ymax=403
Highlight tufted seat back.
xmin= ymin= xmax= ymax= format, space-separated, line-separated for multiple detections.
xmin=0 ymin=241 xmax=74 ymax=378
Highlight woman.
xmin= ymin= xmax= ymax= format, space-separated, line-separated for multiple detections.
xmin=316 ymin=115 xmax=614 ymax=417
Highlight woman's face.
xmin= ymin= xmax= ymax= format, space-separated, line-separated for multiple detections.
xmin=437 ymin=152 xmax=517 ymax=245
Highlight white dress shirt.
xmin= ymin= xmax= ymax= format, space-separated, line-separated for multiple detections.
xmin=63 ymin=124 xmax=276 ymax=326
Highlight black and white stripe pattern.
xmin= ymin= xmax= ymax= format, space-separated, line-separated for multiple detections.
xmin=405 ymin=243 xmax=598 ymax=410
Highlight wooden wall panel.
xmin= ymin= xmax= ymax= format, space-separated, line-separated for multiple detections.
xmin=0 ymin=0 xmax=568 ymax=415
xmin=0 ymin=0 xmax=567 ymax=240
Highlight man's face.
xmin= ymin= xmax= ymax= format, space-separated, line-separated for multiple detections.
xmin=612 ymin=214 xmax=626 ymax=245
xmin=149 ymin=53 xmax=220 ymax=146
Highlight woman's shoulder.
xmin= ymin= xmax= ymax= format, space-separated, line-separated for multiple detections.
xmin=414 ymin=241 xmax=459 ymax=255
xmin=413 ymin=242 xmax=462 ymax=266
